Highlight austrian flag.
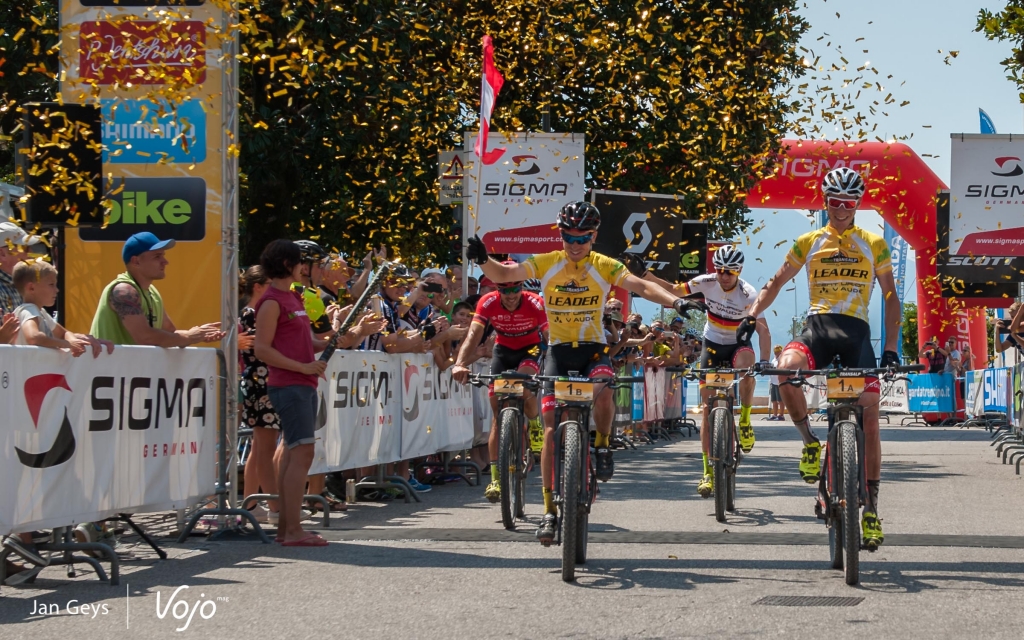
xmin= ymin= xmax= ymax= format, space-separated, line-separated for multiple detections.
xmin=474 ymin=35 xmax=505 ymax=165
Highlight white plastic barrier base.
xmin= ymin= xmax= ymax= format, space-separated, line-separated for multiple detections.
xmin=0 ymin=345 xmax=220 ymax=536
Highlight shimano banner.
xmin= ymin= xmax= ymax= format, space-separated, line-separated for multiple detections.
xmin=907 ymin=374 xmax=955 ymax=413
xmin=0 ymin=346 xmax=218 ymax=535
xmin=592 ymin=191 xmax=699 ymax=282
xmin=881 ymin=222 xmax=908 ymax=358
xmin=965 ymin=368 xmax=1011 ymax=417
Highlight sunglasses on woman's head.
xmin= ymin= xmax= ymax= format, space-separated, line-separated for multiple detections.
xmin=561 ymin=232 xmax=593 ymax=245
xmin=826 ymin=197 xmax=858 ymax=210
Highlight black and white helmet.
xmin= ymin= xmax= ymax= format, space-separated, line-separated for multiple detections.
xmin=294 ymin=239 xmax=328 ymax=263
xmin=523 ymin=278 xmax=542 ymax=292
xmin=821 ymin=167 xmax=865 ymax=200
xmin=712 ymin=245 xmax=745 ymax=271
xmin=557 ymin=201 xmax=601 ymax=231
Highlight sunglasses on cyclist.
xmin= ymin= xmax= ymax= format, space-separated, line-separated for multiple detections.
xmin=826 ymin=197 xmax=859 ymax=210
xmin=561 ymin=231 xmax=594 ymax=245
xmin=716 ymin=268 xmax=740 ymax=276
xmin=500 ymin=285 xmax=522 ymax=295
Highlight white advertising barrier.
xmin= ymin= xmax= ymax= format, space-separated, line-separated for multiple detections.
xmin=463 ymin=132 xmax=585 ymax=253
xmin=400 ymin=354 xmax=474 ymax=458
xmin=644 ymin=367 xmax=666 ymax=422
xmin=472 ymin=360 xmax=493 ymax=447
xmin=879 ymin=377 xmax=910 ymax=413
xmin=802 ymin=375 xmax=827 ymax=411
xmin=0 ymin=346 xmax=219 ymax=535
xmin=950 ymin=135 xmax=1024 ymax=257
xmin=309 ymin=351 xmax=400 ymax=474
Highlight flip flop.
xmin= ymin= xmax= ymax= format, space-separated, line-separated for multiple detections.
xmin=279 ymin=533 xmax=328 ymax=547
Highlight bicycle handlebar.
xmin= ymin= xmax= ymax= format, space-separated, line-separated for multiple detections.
xmin=760 ymin=364 xmax=925 ymax=377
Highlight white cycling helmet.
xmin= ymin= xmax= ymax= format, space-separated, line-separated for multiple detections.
xmin=523 ymin=278 xmax=542 ymax=292
xmin=821 ymin=167 xmax=865 ymax=200
xmin=712 ymin=245 xmax=744 ymax=271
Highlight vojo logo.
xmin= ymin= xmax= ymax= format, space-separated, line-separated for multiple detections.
xmin=101 ymin=98 xmax=206 ymax=164
xmin=80 ymin=178 xmax=206 ymax=242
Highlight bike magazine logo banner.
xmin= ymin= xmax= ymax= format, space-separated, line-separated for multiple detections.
xmin=101 ymin=98 xmax=207 ymax=164
xmin=591 ymin=190 xmax=703 ymax=282
xmin=463 ymin=132 xmax=584 ymax=253
xmin=79 ymin=178 xmax=206 ymax=242
xmin=0 ymin=346 xmax=217 ymax=534
xmin=79 ymin=20 xmax=206 ymax=85
xmin=950 ymin=134 xmax=1024 ymax=257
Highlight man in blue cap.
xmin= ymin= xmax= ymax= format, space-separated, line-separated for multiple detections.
xmin=90 ymin=232 xmax=225 ymax=346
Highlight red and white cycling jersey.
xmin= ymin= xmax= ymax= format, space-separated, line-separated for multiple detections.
xmin=472 ymin=291 xmax=548 ymax=350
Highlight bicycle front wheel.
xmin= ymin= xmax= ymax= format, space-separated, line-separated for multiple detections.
xmin=561 ymin=422 xmax=581 ymax=582
xmin=838 ymin=421 xmax=860 ymax=585
xmin=498 ymin=407 xmax=520 ymax=530
xmin=711 ymin=408 xmax=730 ymax=523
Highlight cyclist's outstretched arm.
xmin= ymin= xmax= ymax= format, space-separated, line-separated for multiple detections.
xmin=876 ymin=270 xmax=901 ymax=353
xmin=748 ymin=261 xmax=800 ymax=318
xmin=454 ymin=321 xmax=486 ymax=369
xmin=622 ymin=273 xmax=683 ymax=308
xmin=754 ymin=317 xmax=771 ymax=361
xmin=638 ymin=271 xmax=690 ymax=296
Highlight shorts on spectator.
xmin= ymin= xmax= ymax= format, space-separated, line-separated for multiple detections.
xmin=769 ymin=383 xmax=781 ymax=403
xmin=267 ymin=384 xmax=317 ymax=448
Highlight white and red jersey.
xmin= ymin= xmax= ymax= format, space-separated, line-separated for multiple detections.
xmin=678 ymin=274 xmax=762 ymax=345
xmin=472 ymin=291 xmax=548 ymax=350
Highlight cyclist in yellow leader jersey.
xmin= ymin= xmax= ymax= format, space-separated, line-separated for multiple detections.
xmin=736 ymin=167 xmax=901 ymax=549
xmin=466 ymin=201 xmax=701 ymax=544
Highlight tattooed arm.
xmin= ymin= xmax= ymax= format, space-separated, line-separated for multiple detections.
xmin=109 ymin=283 xmax=201 ymax=347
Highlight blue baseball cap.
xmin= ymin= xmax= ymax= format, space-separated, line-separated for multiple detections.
xmin=122 ymin=232 xmax=175 ymax=263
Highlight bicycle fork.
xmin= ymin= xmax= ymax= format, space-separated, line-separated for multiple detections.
xmin=818 ymin=406 xmax=868 ymax=522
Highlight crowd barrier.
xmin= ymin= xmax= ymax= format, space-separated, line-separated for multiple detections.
xmin=0 ymin=345 xmax=221 ymax=536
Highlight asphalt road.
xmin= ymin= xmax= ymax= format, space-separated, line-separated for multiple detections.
xmin=3 ymin=418 xmax=1024 ymax=639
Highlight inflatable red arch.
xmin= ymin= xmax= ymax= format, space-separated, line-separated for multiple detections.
xmin=745 ymin=139 xmax=991 ymax=356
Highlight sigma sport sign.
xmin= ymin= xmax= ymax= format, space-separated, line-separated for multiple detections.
xmin=950 ymin=134 xmax=1024 ymax=257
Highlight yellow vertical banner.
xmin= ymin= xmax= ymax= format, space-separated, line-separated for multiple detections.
xmin=58 ymin=0 xmax=230 ymax=333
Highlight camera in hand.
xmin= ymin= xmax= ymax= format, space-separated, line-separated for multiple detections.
xmin=422 ymin=282 xmax=445 ymax=294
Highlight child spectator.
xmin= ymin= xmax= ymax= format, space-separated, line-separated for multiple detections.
xmin=12 ymin=261 xmax=111 ymax=357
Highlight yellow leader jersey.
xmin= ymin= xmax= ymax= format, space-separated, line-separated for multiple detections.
xmin=785 ymin=224 xmax=892 ymax=324
xmin=522 ymin=250 xmax=628 ymax=345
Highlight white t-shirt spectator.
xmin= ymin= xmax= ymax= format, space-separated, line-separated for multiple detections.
xmin=13 ymin=303 xmax=57 ymax=344
xmin=943 ymin=349 xmax=961 ymax=374
xmin=770 ymin=355 xmax=781 ymax=386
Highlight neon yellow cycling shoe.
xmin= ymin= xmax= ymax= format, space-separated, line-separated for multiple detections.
xmin=697 ymin=474 xmax=714 ymax=499
xmin=799 ymin=441 xmax=822 ymax=484
xmin=529 ymin=424 xmax=544 ymax=455
xmin=862 ymin=510 xmax=884 ymax=549
xmin=484 ymin=481 xmax=501 ymax=503
xmin=738 ymin=421 xmax=755 ymax=453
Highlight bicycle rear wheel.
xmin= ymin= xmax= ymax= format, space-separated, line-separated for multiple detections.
xmin=561 ymin=422 xmax=581 ymax=582
xmin=498 ymin=408 xmax=519 ymax=530
xmin=838 ymin=421 xmax=860 ymax=585
xmin=712 ymin=408 xmax=730 ymax=523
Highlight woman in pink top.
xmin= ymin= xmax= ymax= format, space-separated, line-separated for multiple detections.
xmin=254 ymin=240 xmax=329 ymax=547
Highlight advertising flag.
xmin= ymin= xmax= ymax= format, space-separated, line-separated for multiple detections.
xmin=474 ymin=36 xmax=505 ymax=166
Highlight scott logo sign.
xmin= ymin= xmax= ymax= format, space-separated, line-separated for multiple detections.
xmin=80 ymin=178 xmax=206 ymax=242
xmin=17 ymin=374 xmax=76 ymax=469
xmin=622 ymin=213 xmax=652 ymax=254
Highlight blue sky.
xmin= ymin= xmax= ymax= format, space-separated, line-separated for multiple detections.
xmin=634 ymin=0 xmax=1022 ymax=352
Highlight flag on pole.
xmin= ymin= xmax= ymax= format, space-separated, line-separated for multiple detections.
xmin=980 ymin=108 xmax=997 ymax=134
xmin=474 ymin=35 xmax=505 ymax=165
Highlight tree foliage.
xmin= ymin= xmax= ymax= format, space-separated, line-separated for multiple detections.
xmin=902 ymin=301 xmax=918 ymax=361
xmin=978 ymin=3 xmax=1024 ymax=101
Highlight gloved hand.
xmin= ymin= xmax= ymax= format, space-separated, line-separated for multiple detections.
xmin=466 ymin=235 xmax=489 ymax=266
xmin=735 ymin=316 xmax=757 ymax=344
xmin=755 ymin=359 xmax=770 ymax=373
xmin=620 ymin=252 xmax=648 ymax=278
xmin=672 ymin=298 xmax=702 ymax=317
xmin=880 ymin=350 xmax=900 ymax=368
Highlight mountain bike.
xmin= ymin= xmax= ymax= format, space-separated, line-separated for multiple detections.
xmin=468 ymin=372 xmax=539 ymax=530
xmin=534 ymin=373 xmax=644 ymax=582
xmin=687 ymin=367 xmax=753 ymax=523
xmin=761 ymin=363 xmax=923 ymax=585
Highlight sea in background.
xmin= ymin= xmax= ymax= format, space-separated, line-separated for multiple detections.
xmin=682 ymin=376 xmax=773 ymax=409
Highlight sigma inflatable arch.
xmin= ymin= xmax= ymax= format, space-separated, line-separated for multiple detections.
xmin=745 ymin=139 xmax=989 ymax=356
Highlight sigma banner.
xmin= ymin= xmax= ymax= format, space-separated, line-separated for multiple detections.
xmin=400 ymin=354 xmax=474 ymax=459
xmin=463 ymin=132 xmax=585 ymax=254
xmin=0 ymin=346 xmax=218 ymax=535
xmin=950 ymin=135 xmax=1024 ymax=257
xmin=908 ymin=373 xmax=955 ymax=413
xmin=590 ymin=191 xmax=690 ymax=282
xmin=309 ymin=351 xmax=400 ymax=474
xmin=879 ymin=377 xmax=909 ymax=414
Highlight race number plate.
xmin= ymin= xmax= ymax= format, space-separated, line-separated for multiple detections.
xmin=554 ymin=379 xmax=594 ymax=402
xmin=826 ymin=375 xmax=865 ymax=399
xmin=494 ymin=378 xmax=524 ymax=396
xmin=704 ymin=371 xmax=735 ymax=388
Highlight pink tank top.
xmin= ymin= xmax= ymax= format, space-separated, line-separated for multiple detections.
xmin=254 ymin=286 xmax=317 ymax=388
